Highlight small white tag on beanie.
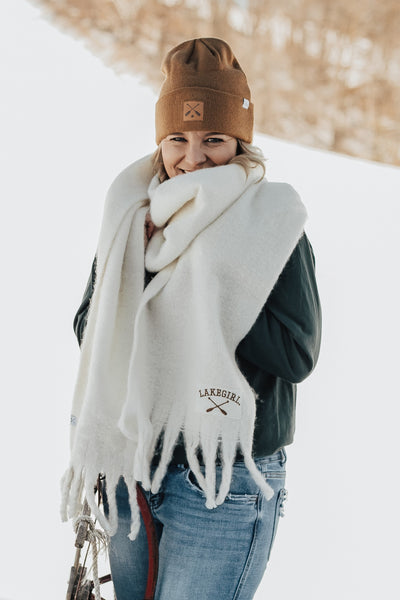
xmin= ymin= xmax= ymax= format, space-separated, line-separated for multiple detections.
xmin=242 ymin=98 xmax=250 ymax=109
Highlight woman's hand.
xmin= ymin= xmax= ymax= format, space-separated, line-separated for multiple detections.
xmin=144 ymin=211 xmax=157 ymax=248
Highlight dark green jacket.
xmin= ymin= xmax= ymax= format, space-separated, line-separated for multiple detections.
xmin=73 ymin=232 xmax=321 ymax=461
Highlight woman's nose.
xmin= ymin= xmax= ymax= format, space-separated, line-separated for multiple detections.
xmin=182 ymin=143 xmax=207 ymax=169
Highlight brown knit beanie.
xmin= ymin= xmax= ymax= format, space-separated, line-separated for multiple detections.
xmin=155 ymin=38 xmax=253 ymax=144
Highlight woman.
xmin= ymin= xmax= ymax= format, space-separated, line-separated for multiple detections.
xmin=62 ymin=38 xmax=321 ymax=600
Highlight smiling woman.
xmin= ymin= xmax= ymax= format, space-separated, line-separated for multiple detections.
xmin=62 ymin=37 xmax=321 ymax=600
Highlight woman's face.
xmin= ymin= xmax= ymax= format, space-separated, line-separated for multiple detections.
xmin=160 ymin=130 xmax=238 ymax=179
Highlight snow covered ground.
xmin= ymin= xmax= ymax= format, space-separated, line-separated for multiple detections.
xmin=1 ymin=1 xmax=399 ymax=599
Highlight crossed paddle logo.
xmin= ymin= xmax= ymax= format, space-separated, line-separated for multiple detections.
xmin=206 ymin=397 xmax=229 ymax=416
xmin=183 ymin=101 xmax=204 ymax=121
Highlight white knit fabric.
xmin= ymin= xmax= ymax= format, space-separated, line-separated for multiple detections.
xmin=60 ymin=154 xmax=307 ymax=540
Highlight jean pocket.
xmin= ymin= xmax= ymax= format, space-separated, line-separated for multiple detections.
xmin=224 ymin=491 xmax=259 ymax=504
xmin=263 ymin=468 xmax=286 ymax=483
xmin=185 ymin=469 xmax=259 ymax=505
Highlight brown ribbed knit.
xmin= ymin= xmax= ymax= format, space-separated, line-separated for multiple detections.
xmin=155 ymin=38 xmax=254 ymax=144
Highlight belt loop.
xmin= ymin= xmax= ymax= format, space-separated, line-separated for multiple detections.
xmin=280 ymin=447 xmax=287 ymax=466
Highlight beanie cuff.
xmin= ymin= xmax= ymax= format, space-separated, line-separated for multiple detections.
xmin=155 ymin=87 xmax=253 ymax=144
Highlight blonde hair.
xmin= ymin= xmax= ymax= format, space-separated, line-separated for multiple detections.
xmin=152 ymin=139 xmax=266 ymax=183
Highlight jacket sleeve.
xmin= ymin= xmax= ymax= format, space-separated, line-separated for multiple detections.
xmin=236 ymin=233 xmax=322 ymax=383
xmin=73 ymin=256 xmax=97 ymax=347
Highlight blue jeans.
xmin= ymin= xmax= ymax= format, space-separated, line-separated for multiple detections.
xmin=104 ymin=449 xmax=287 ymax=600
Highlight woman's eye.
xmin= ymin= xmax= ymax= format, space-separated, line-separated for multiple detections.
xmin=205 ymin=137 xmax=224 ymax=144
xmin=169 ymin=137 xmax=186 ymax=142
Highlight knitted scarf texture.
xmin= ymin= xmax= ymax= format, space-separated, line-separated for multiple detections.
xmin=60 ymin=154 xmax=307 ymax=540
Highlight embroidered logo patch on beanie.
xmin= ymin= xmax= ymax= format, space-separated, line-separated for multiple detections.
xmin=183 ymin=101 xmax=204 ymax=121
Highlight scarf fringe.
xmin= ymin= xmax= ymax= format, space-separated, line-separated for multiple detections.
xmin=60 ymin=422 xmax=274 ymax=542
xmin=60 ymin=465 xmax=141 ymax=540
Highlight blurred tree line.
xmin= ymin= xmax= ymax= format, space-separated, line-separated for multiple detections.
xmin=32 ymin=0 xmax=400 ymax=165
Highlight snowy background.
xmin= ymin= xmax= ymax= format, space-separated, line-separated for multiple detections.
xmin=1 ymin=1 xmax=399 ymax=599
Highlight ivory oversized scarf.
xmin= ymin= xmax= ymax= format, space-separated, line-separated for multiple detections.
xmin=61 ymin=154 xmax=307 ymax=540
